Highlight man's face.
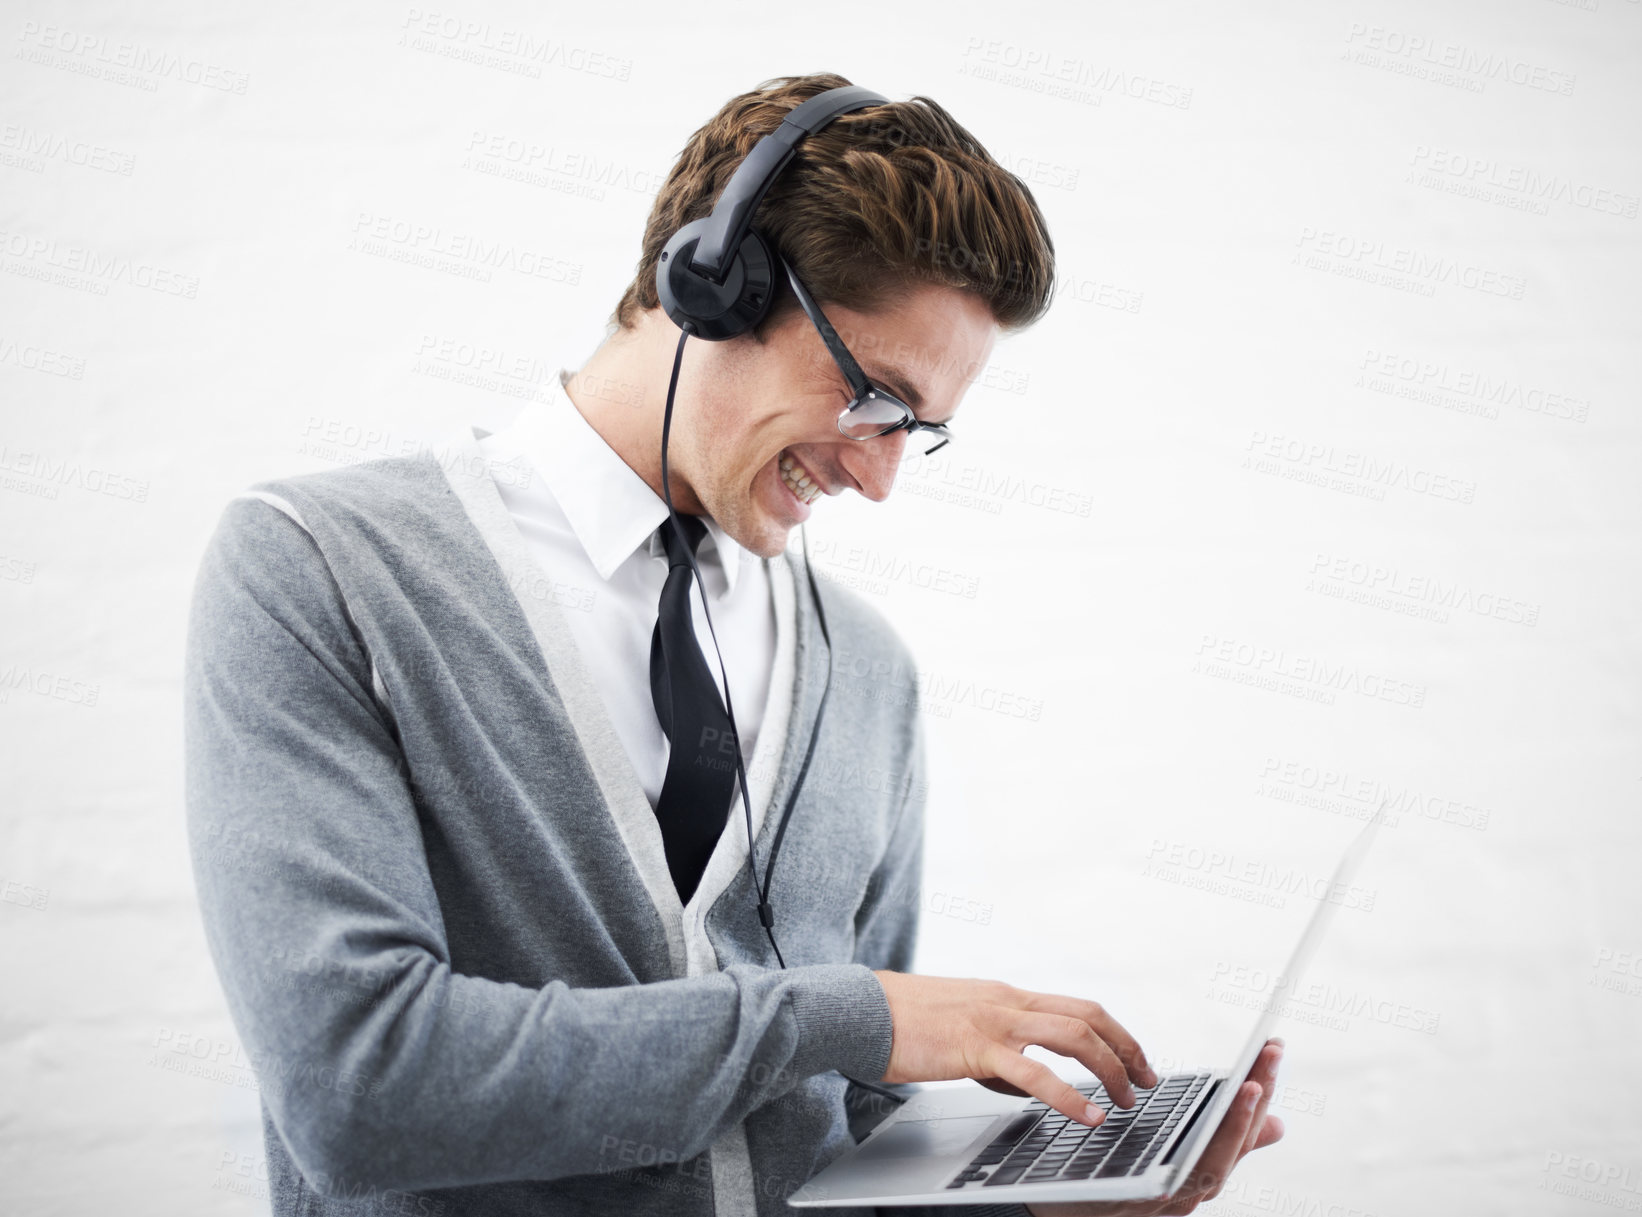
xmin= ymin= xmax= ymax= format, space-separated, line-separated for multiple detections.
xmin=678 ymin=281 xmax=998 ymax=559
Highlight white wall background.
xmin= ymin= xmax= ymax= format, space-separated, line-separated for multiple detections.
xmin=2 ymin=0 xmax=1639 ymax=1213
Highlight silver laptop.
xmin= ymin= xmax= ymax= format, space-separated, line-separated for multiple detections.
xmin=788 ymin=804 xmax=1387 ymax=1207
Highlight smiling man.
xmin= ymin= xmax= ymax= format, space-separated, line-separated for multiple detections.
xmin=184 ymin=73 xmax=1281 ymax=1217
xmin=569 ymin=274 xmax=994 ymax=553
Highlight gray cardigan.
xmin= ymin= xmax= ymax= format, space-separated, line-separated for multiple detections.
xmin=182 ymin=423 xmax=1030 ymax=1217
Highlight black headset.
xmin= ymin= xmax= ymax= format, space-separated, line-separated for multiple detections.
xmin=655 ymin=84 xmax=889 ymax=341
xmin=648 ymin=84 xmax=906 ymax=1105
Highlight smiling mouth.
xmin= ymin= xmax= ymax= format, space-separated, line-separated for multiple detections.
xmin=778 ymin=451 xmax=823 ymax=505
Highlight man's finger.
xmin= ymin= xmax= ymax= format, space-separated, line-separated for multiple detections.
xmin=1200 ymin=1044 xmax=1284 ymax=1201
xmin=1241 ymin=1043 xmax=1283 ymax=1156
xmin=1178 ymin=1080 xmax=1261 ymax=1198
xmin=1202 ymin=1114 xmax=1286 ymax=1204
xmin=1023 ymin=992 xmax=1159 ymax=1090
xmin=979 ymin=1044 xmax=1108 ymax=1128
xmin=1251 ymin=1114 xmax=1285 ymax=1151
xmin=1161 ymin=1043 xmax=1280 ymax=1213
xmin=1007 ymin=1010 xmax=1140 ymax=1108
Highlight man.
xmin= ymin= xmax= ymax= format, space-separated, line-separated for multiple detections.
xmin=184 ymin=73 xmax=1281 ymax=1217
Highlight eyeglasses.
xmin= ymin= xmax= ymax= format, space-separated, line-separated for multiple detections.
xmin=780 ymin=258 xmax=954 ymax=458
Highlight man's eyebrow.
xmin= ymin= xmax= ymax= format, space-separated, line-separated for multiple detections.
xmin=866 ymin=362 xmax=951 ymax=423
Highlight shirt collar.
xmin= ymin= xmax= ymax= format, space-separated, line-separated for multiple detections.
xmin=509 ymin=369 xmax=749 ymax=594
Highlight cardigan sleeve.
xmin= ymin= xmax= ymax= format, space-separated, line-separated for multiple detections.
xmin=183 ymin=496 xmax=894 ymax=1195
xmin=841 ymin=713 xmax=1034 ymax=1217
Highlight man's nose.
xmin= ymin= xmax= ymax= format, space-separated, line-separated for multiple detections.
xmin=840 ymin=431 xmax=908 ymax=502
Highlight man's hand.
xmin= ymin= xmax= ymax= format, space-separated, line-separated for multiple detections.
xmin=872 ymin=971 xmax=1160 ymax=1124
xmin=1024 ymin=1038 xmax=1287 ymax=1217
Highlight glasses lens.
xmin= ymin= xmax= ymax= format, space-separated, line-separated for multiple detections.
xmin=838 ymin=392 xmax=908 ymax=439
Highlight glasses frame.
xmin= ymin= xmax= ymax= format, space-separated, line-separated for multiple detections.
xmin=779 ymin=257 xmax=953 ymax=457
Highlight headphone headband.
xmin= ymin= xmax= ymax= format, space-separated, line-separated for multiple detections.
xmin=656 ymin=83 xmax=891 ymax=340
xmin=688 ymin=85 xmax=890 ymax=281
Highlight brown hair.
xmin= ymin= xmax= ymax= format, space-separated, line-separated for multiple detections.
xmin=610 ymin=72 xmax=1056 ymax=341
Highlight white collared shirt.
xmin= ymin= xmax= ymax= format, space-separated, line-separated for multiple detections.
xmin=474 ymin=369 xmax=779 ymax=814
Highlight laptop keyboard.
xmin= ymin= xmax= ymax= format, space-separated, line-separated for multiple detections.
xmin=944 ymin=1072 xmax=1212 ymax=1190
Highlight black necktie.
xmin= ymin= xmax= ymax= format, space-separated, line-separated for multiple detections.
xmin=648 ymin=514 xmax=738 ymax=905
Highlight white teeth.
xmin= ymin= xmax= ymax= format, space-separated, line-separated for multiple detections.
xmin=779 ymin=452 xmax=821 ymax=505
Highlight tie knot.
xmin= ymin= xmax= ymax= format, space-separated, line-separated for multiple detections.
xmin=659 ymin=514 xmax=709 ymax=570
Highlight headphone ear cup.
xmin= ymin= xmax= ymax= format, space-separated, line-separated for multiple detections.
xmin=656 ymin=219 xmax=776 ymax=341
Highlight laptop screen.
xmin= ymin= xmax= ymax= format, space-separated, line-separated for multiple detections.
xmin=1162 ymin=800 xmax=1389 ymax=1192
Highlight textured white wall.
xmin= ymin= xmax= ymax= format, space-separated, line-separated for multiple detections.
xmin=2 ymin=0 xmax=1638 ymax=1213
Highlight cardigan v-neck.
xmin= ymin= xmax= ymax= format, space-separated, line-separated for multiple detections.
xmin=438 ymin=419 xmax=799 ymax=981
xmin=470 ymin=371 xmax=782 ymax=814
